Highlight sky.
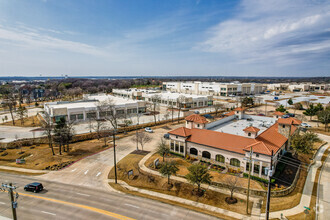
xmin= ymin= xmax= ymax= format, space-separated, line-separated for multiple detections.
xmin=0 ymin=0 xmax=329 ymax=77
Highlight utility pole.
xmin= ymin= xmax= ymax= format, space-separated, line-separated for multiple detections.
xmin=136 ymin=124 xmax=139 ymax=151
xmin=265 ymin=150 xmax=274 ymax=220
xmin=1 ymin=183 xmax=18 ymax=220
xmin=246 ymin=147 xmax=253 ymax=214
xmin=112 ymin=131 xmax=117 ymax=184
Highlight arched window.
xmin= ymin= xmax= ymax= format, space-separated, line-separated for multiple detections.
xmin=190 ymin=148 xmax=198 ymax=156
xmin=202 ymin=151 xmax=211 ymax=159
xmin=215 ymin=154 xmax=225 ymax=163
xmin=230 ymin=158 xmax=240 ymax=167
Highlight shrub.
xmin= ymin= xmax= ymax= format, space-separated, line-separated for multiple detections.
xmin=243 ymin=173 xmax=271 ymax=184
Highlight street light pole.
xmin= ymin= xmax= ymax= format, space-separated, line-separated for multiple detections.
xmin=246 ymin=147 xmax=253 ymax=214
xmin=113 ymin=131 xmax=117 ymax=184
xmin=265 ymin=150 xmax=274 ymax=220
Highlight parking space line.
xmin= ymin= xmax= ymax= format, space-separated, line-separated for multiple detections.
xmin=96 ymin=172 xmax=101 ymax=177
xmin=41 ymin=211 xmax=56 ymax=216
xmin=84 ymin=170 xmax=89 ymax=175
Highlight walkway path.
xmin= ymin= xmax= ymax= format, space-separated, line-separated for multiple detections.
xmin=0 ymin=165 xmax=49 ymax=174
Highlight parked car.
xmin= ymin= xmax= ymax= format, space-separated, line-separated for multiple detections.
xmin=257 ymin=113 xmax=265 ymax=116
xmin=194 ymin=111 xmax=200 ymax=114
xmin=24 ymin=182 xmax=43 ymax=193
xmin=301 ymin=123 xmax=311 ymax=128
xmin=203 ymin=114 xmax=213 ymax=119
xmin=287 ymin=113 xmax=295 ymax=117
xmin=282 ymin=115 xmax=290 ymax=118
xmin=145 ymin=127 xmax=153 ymax=133
xmin=163 ymin=133 xmax=170 ymax=139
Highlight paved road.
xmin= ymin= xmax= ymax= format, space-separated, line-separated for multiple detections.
xmin=39 ymin=124 xmax=181 ymax=189
xmin=0 ymin=173 xmax=220 ymax=220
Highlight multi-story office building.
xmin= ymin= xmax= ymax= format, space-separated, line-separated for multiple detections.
xmin=163 ymin=81 xmax=266 ymax=96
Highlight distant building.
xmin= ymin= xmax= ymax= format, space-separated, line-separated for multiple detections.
xmin=113 ymin=89 xmax=213 ymax=110
xmin=167 ymin=109 xmax=301 ymax=178
xmin=162 ymin=81 xmax=267 ymax=96
xmin=44 ymin=94 xmax=146 ymax=123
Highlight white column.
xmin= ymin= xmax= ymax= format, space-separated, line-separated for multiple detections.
xmin=251 ymin=160 xmax=255 ymax=175
xmin=83 ymin=110 xmax=86 ymax=121
xmin=259 ymin=161 xmax=263 ymax=177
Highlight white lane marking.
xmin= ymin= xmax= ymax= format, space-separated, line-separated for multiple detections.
xmin=71 ymin=168 xmax=77 ymax=172
xmin=41 ymin=211 xmax=56 ymax=216
xmin=96 ymin=172 xmax=101 ymax=177
xmin=84 ymin=170 xmax=89 ymax=175
xmin=0 ymin=202 xmax=5 ymax=205
xmin=124 ymin=203 xmax=140 ymax=209
xmin=76 ymin=192 xmax=90 ymax=197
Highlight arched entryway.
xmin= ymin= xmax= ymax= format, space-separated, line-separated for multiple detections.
xmin=190 ymin=148 xmax=198 ymax=156
xmin=202 ymin=151 xmax=211 ymax=159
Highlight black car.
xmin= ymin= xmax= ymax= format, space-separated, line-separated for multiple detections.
xmin=24 ymin=182 xmax=43 ymax=193
xmin=163 ymin=133 xmax=170 ymax=139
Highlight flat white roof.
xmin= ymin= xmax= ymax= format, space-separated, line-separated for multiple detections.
xmin=144 ymin=92 xmax=211 ymax=99
xmin=210 ymin=116 xmax=276 ymax=137
xmin=47 ymin=95 xmax=142 ymax=109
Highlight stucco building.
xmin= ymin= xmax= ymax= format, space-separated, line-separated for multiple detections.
xmin=167 ymin=109 xmax=301 ymax=178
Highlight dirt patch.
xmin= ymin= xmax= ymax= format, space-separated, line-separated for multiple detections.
xmin=1 ymin=115 xmax=42 ymax=127
xmin=0 ymin=139 xmax=114 ymax=170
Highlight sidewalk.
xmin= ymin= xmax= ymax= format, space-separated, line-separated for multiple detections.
xmin=0 ymin=165 xmax=49 ymax=174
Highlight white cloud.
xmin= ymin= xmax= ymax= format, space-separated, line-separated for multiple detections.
xmin=198 ymin=0 xmax=330 ymax=66
xmin=0 ymin=24 xmax=105 ymax=56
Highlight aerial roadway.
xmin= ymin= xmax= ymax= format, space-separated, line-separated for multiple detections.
xmin=0 ymin=172 xmax=220 ymax=220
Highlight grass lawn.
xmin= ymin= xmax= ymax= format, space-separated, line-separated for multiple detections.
xmin=145 ymin=153 xmax=264 ymax=190
xmin=109 ymin=152 xmax=253 ymax=216
xmin=1 ymin=115 xmax=42 ymax=127
xmin=0 ymin=139 xmax=113 ymax=170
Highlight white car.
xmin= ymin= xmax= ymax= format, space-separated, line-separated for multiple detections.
xmin=145 ymin=127 xmax=154 ymax=133
xmin=301 ymin=123 xmax=311 ymax=128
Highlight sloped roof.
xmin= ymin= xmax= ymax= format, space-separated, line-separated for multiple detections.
xmin=224 ymin=111 xmax=235 ymax=116
xmin=243 ymin=126 xmax=260 ymax=133
xmin=274 ymin=111 xmax=286 ymax=116
xmin=168 ymin=121 xmax=300 ymax=156
xmin=278 ymin=118 xmax=302 ymax=125
xmin=168 ymin=127 xmax=192 ymax=137
xmin=186 ymin=128 xmax=257 ymax=154
xmin=244 ymin=142 xmax=272 ymax=155
xmin=233 ymin=107 xmax=246 ymax=111
xmin=185 ymin=114 xmax=208 ymax=124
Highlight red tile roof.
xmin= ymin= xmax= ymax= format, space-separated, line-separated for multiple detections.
xmin=185 ymin=114 xmax=208 ymax=124
xmin=233 ymin=107 xmax=246 ymax=111
xmin=224 ymin=111 xmax=235 ymax=116
xmin=243 ymin=126 xmax=260 ymax=133
xmin=186 ymin=128 xmax=257 ymax=154
xmin=277 ymin=118 xmax=302 ymax=125
xmin=244 ymin=142 xmax=272 ymax=155
xmin=168 ymin=122 xmax=300 ymax=156
xmin=274 ymin=111 xmax=286 ymax=116
xmin=168 ymin=127 xmax=192 ymax=137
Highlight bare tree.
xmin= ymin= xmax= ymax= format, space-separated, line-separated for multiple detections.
xmin=43 ymin=114 xmax=55 ymax=155
xmin=16 ymin=106 xmax=28 ymax=125
xmin=3 ymin=92 xmax=17 ymax=126
xmin=132 ymin=131 xmax=152 ymax=151
xmin=148 ymin=94 xmax=161 ymax=125
xmin=167 ymin=103 xmax=175 ymax=122
xmin=224 ymin=175 xmax=241 ymax=202
xmin=176 ymin=95 xmax=186 ymax=124
xmin=213 ymin=102 xmax=224 ymax=116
